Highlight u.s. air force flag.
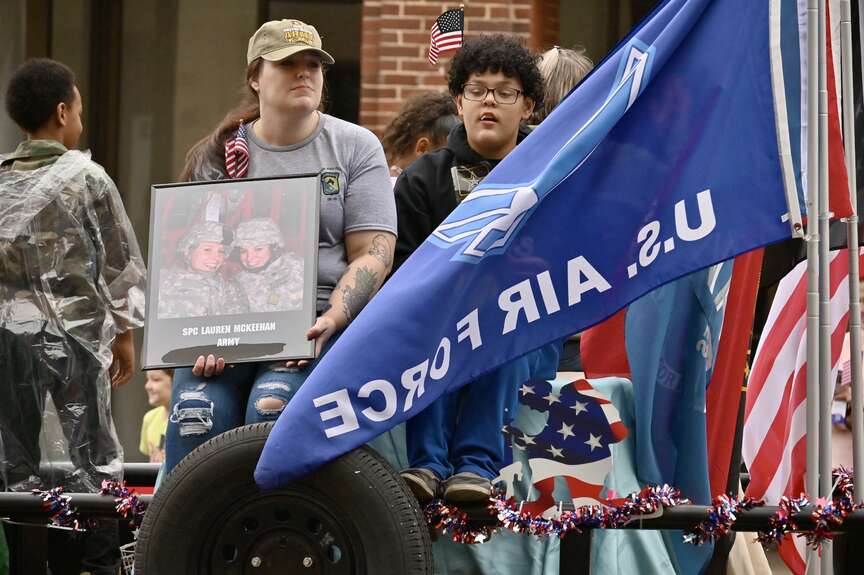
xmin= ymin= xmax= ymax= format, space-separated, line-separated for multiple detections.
xmin=256 ymin=0 xmax=803 ymax=488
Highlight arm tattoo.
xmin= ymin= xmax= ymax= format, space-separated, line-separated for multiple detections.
xmin=340 ymin=266 xmax=378 ymax=322
xmin=367 ymin=234 xmax=393 ymax=268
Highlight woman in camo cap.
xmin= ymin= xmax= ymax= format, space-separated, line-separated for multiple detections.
xmin=164 ymin=19 xmax=395 ymax=474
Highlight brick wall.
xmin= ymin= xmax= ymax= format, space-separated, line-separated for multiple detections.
xmin=360 ymin=0 xmax=559 ymax=135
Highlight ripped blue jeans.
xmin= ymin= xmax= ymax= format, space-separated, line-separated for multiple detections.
xmin=164 ymin=334 xmax=339 ymax=474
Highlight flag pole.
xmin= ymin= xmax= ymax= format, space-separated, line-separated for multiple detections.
xmin=806 ymin=0 xmax=823 ymax=571
xmin=817 ymin=0 xmax=835 ymax=572
xmin=860 ymin=0 xmax=864 ymax=99
xmin=841 ymin=0 xmax=864 ymax=506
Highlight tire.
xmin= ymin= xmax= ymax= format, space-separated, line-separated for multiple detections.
xmin=134 ymin=422 xmax=432 ymax=574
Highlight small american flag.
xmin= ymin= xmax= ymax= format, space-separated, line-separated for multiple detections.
xmin=224 ymin=122 xmax=249 ymax=179
xmin=428 ymin=8 xmax=463 ymax=65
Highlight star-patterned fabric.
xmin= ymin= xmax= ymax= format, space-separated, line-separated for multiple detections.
xmin=504 ymin=379 xmax=628 ymax=466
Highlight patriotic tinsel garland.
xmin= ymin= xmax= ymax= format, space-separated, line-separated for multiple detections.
xmin=99 ymin=480 xmax=148 ymax=528
xmin=33 ymin=486 xmax=84 ymax=531
xmin=32 ymin=480 xmax=147 ymax=530
xmin=424 ymin=468 xmax=860 ymax=548
xmin=29 ymin=470 xmax=859 ymax=548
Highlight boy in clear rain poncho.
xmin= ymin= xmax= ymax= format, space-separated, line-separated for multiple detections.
xmin=0 ymin=59 xmax=146 ymax=495
xmin=233 ymin=217 xmax=304 ymax=313
xmin=157 ymin=221 xmax=249 ymax=319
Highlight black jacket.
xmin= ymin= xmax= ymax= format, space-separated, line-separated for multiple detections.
xmin=392 ymin=123 xmax=530 ymax=273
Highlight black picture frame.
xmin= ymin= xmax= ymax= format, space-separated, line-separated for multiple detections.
xmin=142 ymin=175 xmax=320 ymax=369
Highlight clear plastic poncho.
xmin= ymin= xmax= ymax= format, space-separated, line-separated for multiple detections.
xmin=0 ymin=149 xmax=146 ymax=493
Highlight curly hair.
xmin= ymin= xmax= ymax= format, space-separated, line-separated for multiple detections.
xmin=380 ymin=92 xmax=458 ymax=165
xmin=447 ymin=35 xmax=544 ymax=112
xmin=4 ymin=59 xmax=76 ymax=133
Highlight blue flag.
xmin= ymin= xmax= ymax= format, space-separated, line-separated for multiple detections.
xmin=256 ymin=0 xmax=801 ymax=488
xmin=625 ymin=262 xmax=733 ymax=574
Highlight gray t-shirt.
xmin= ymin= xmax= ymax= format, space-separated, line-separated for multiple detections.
xmin=246 ymin=114 xmax=396 ymax=310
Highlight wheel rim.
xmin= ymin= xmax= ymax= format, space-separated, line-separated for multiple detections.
xmin=203 ymin=490 xmax=361 ymax=574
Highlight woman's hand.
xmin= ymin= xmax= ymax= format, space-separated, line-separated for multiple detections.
xmin=284 ymin=315 xmax=339 ymax=369
xmin=192 ymin=354 xmax=226 ymax=377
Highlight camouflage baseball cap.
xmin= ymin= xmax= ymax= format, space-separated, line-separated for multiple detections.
xmin=177 ymin=221 xmax=231 ymax=255
xmin=247 ymin=19 xmax=335 ymax=65
xmin=234 ymin=218 xmax=284 ymax=249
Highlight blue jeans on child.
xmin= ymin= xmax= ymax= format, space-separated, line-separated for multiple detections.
xmin=164 ymin=334 xmax=340 ymax=474
xmin=406 ymin=342 xmax=561 ymax=480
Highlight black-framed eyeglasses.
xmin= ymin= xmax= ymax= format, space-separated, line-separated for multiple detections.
xmin=461 ymin=83 xmax=523 ymax=105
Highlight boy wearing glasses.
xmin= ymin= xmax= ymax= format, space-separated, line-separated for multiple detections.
xmin=393 ymin=35 xmax=561 ymax=502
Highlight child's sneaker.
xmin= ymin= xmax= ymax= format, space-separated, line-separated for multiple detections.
xmin=400 ymin=468 xmax=440 ymax=502
xmin=442 ymin=471 xmax=492 ymax=502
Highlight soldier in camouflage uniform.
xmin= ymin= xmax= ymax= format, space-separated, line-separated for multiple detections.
xmin=158 ymin=221 xmax=249 ymax=319
xmin=1 ymin=60 xmax=146 ymax=508
xmin=233 ymin=218 xmax=304 ymax=313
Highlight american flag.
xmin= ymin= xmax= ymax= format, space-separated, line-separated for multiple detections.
xmin=496 ymin=379 xmax=628 ymax=512
xmin=224 ymin=122 xmax=249 ymax=179
xmin=742 ymin=248 xmax=859 ymax=574
xmin=428 ymin=8 xmax=463 ymax=65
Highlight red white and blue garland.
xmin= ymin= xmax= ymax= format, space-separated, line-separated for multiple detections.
xmin=29 ymin=470 xmax=859 ymax=548
xmin=423 ymin=468 xmax=860 ymax=549
xmin=425 ymin=500 xmax=499 ymax=544
xmin=683 ymin=494 xmax=763 ymax=545
xmin=31 ymin=480 xmax=147 ymax=530
xmin=99 ymin=480 xmax=148 ymax=528
xmin=494 ymin=485 xmax=688 ymax=536
xmin=754 ymin=467 xmax=858 ymax=550
xmin=33 ymin=486 xmax=84 ymax=531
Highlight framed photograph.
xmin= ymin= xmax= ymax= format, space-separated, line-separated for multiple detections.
xmin=142 ymin=175 xmax=320 ymax=369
